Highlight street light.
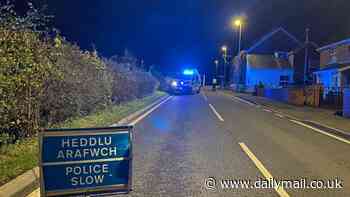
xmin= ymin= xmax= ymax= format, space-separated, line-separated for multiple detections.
xmin=221 ymin=45 xmax=228 ymax=63
xmin=214 ymin=59 xmax=219 ymax=76
xmin=221 ymin=45 xmax=227 ymax=53
xmin=220 ymin=46 xmax=228 ymax=88
xmin=234 ymin=19 xmax=242 ymax=27
xmin=232 ymin=18 xmax=243 ymax=54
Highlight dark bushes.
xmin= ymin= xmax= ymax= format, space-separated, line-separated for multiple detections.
xmin=105 ymin=55 xmax=159 ymax=103
xmin=0 ymin=2 xmax=159 ymax=145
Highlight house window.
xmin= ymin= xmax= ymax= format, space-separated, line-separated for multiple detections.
xmin=329 ymin=48 xmax=336 ymax=57
xmin=329 ymin=48 xmax=337 ymax=63
xmin=274 ymin=52 xmax=288 ymax=60
xmin=279 ymin=75 xmax=289 ymax=87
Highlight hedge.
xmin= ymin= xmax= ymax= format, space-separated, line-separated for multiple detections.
xmin=0 ymin=2 xmax=159 ymax=145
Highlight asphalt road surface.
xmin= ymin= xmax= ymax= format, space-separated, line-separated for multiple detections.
xmin=29 ymin=89 xmax=350 ymax=197
xmin=121 ymin=89 xmax=349 ymax=197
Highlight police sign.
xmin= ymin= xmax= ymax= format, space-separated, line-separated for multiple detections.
xmin=39 ymin=126 xmax=133 ymax=196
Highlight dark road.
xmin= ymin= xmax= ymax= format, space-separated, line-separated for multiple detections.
xmin=28 ymin=90 xmax=350 ymax=197
xmin=125 ymin=90 xmax=350 ymax=197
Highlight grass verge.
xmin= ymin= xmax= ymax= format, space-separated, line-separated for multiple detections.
xmin=0 ymin=91 xmax=166 ymax=186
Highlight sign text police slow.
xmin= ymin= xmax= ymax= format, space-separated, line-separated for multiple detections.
xmin=39 ymin=127 xmax=133 ymax=196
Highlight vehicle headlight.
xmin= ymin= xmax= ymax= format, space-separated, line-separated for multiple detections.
xmin=171 ymin=81 xmax=178 ymax=87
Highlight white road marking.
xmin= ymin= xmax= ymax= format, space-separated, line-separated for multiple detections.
xmin=232 ymin=96 xmax=256 ymax=106
xmin=274 ymin=113 xmax=284 ymax=118
xmin=290 ymin=119 xmax=350 ymax=145
xmin=271 ymin=110 xmax=299 ymax=120
xmin=26 ymin=97 xmax=172 ymax=197
xmin=202 ymin=93 xmax=208 ymax=101
xmin=27 ymin=188 xmax=40 ymax=197
xmin=209 ymin=104 xmax=224 ymax=122
xmin=263 ymin=109 xmax=272 ymax=113
xmin=129 ymin=96 xmax=173 ymax=125
xmin=306 ymin=120 xmax=350 ymax=136
xmin=239 ymin=142 xmax=290 ymax=197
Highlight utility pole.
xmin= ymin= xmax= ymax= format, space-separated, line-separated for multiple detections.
xmin=304 ymin=28 xmax=310 ymax=85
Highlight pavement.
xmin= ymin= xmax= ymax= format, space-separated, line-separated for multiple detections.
xmin=28 ymin=89 xmax=350 ymax=197
xmin=227 ymin=91 xmax=350 ymax=135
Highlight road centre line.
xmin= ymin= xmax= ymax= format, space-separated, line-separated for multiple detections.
xmin=209 ymin=104 xmax=224 ymax=122
xmin=239 ymin=142 xmax=290 ymax=197
xmin=290 ymin=119 xmax=350 ymax=145
xmin=129 ymin=96 xmax=173 ymax=125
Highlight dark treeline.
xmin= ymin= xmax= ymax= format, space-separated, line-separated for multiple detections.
xmin=0 ymin=2 xmax=159 ymax=144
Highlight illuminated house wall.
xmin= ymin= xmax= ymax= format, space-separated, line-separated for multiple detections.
xmin=314 ymin=38 xmax=350 ymax=89
xmin=245 ymin=67 xmax=294 ymax=89
xmin=243 ymin=54 xmax=294 ymax=92
xmin=314 ymin=68 xmax=339 ymax=88
xmin=232 ymin=27 xmax=302 ymax=92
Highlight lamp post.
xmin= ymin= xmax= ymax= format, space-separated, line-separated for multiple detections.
xmin=214 ymin=59 xmax=219 ymax=77
xmin=221 ymin=46 xmax=228 ymax=88
xmin=233 ymin=19 xmax=243 ymax=54
xmin=213 ymin=59 xmax=219 ymax=91
xmin=221 ymin=45 xmax=228 ymax=63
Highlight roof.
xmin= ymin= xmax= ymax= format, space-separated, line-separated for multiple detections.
xmin=247 ymin=27 xmax=303 ymax=54
xmin=246 ymin=54 xmax=292 ymax=69
xmin=317 ymin=38 xmax=350 ymax=52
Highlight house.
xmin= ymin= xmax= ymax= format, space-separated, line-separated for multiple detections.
xmin=314 ymin=38 xmax=350 ymax=88
xmin=232 ymin=27 xmax=302 ymax=92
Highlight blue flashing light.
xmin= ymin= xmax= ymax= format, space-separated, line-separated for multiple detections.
xmin=183 ymin=69 xmax=194 ymax=75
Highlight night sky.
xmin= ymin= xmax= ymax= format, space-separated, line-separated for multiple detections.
xmin=27 ymin=0 xmax=350 ymax=73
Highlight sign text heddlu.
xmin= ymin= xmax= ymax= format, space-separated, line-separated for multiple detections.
xmin=39 ymin=126 xmax=133 ymax=196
